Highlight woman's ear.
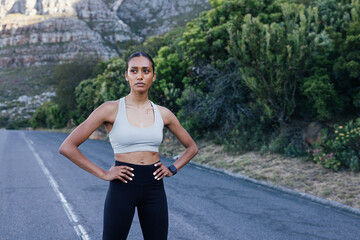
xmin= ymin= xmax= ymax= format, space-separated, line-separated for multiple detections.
xmin=125 ymin=71 xmax=129 ymax=82
xmin=152 ymin=73 xmax=156 ymax=82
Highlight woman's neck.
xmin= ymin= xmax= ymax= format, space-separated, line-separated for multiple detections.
xmin=126 ymin=92 xmax=150 ymax=108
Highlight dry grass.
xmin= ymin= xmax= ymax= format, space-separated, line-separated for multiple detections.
xmin=160 ymin=133 xmax=360 ymax=210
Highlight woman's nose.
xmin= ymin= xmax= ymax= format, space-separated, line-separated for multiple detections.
xmin=137 ymin=71 xmax=143 ymax=79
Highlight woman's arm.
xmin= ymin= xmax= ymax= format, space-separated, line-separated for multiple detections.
xmin=153 ymin=106 xmax=198 ymax=180
xmin=59 ymin=101 xmax=133 ymax=182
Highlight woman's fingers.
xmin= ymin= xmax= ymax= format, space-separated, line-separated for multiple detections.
xmin=153 ymin=162 xmax=172 ymax=180
xmin=153 ymin=162 xmax=162 ymax=176
xmin=117 ymin=166 xmax=134 ymax=177
xmin=105 ymin=165 xmax=134 ymax=182
xmin=107 ymin=162 xmax=174 ymax=182
xmin=116 ymin=166 xmax=134 ymax=181
xmin=117 ymin=176 xmax=128 ymax=183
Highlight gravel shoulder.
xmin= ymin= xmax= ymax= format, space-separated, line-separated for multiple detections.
xmin=159 ymin=133 xmax=360 ymax=210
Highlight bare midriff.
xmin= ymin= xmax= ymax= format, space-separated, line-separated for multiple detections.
xmin=114 ymin=151 xmax=160 ymax=165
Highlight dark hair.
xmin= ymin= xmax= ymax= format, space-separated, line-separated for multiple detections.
xmin=126 ymin=51 xmax=155 ymax=73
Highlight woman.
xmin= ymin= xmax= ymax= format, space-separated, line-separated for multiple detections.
xmin=59 ymin=51 xmax=198 ymax=239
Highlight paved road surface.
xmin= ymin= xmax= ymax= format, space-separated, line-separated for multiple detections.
xmin=1 ymin=130 xmax=360 ymax=239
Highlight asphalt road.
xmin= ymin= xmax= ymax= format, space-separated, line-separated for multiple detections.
xmin=1 ymin=129 xmax=360 ymax=240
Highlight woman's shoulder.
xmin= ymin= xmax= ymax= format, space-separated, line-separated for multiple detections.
xmin=89 ymin=100 xmax=120 ymax=121
xmin=156 ymin=104 xmax=172 ymax=116
xmin=85 ymin=100 xmax=120 ymax=124
xmin=98 ymin=100 xmax=119 ymax=112
xmin=155 ymin=104 xmax=177 ymax=125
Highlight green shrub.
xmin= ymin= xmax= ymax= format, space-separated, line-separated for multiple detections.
xmin=30 ymin=102 xmax=66 ymax=129
xmin=310 ymin=119 xmax=360 ymax=171
xmin=268 ymin=132 xmax=289 ymax=154
xmin=0 ymin=116 xmax=9 ymax=128
xmin=311 ymin=147 xmax=340 ymax=171
xmin=227 ymin=3 xmax=320 ymax=123
xmin=267 ymin=123 xmax=307 ymax=157
xmin=284 ymin=143 xmax=307 ymax=158
xmin=5 ymin=119 xmax=29 ymax=130
xmin=301 ymin=73 xmax=339 ymax=120
xmin=51 ymin=55 xmax=100 ymax=122
xmin=219 ymin=115 xmax=272 ymax=154
xmin=177 ymin=60 xmax=251 ymax=139
xmin=152 ymin=47 xmax=187 ymax=113
xmin=74 ymin=58 xmax=128 ymax=124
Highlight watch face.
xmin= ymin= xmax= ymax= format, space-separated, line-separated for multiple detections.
xmin=169 ymin=165 xmax=177 ymax=174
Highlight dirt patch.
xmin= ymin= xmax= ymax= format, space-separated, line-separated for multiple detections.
xmin=160 ymin=132 xmax=360 ymax=210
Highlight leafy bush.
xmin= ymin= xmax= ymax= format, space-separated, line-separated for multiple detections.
xmin=30 ymin=102 xmax=66 ymax=129
xmin=4 ymin=119 xmax=29 ymax=130
xmin=267 ymin=124 xmax=307 ymax=157
xmin=177 ymin=60 xmax=251 ymax=138
xmin=310 ymin=119 xmax=360 ymax=171
xmin=311 ymin=148 xmax=340 ymax=171
xmin=219 ymin=114 xmax=272 ymax=154
xmin=268 ymin=132 xmax=289 ymax=154
xmin=301 ymin=73 xmax=339 ymax=120
xmin=0 ymin=116 xmax=9 ymax=128
xmin=51 ymin=55 xmax=100 ymax=121
xmin=228 ymin=3 xmax=321 ymax=123
xmin=74 ymin=58 xmax=128 ymax=124
xmin=152 ymin=46 xmax=187 ymax=113
xmin=284 ymin=142 xmax=307 ymax=158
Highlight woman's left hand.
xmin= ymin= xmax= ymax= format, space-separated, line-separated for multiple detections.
xmin=153 ymin=162 xmax=173 ymax=180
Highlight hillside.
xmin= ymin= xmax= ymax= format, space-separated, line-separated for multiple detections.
xmin=0 ymin=0 xmax=210 ymax=127
xmin=0 ymin=0 xmax=210 ymax=68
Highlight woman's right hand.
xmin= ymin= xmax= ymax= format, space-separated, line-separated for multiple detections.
xmin=102 ymin=164 xmax=134 ymax=183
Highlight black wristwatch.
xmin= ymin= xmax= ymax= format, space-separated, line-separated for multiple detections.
xmin=168 ymin=164 xmax=177 ymax=175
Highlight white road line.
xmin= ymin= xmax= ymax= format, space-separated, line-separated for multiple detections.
xmin=23 ymin=133 xmax=90 ymax=240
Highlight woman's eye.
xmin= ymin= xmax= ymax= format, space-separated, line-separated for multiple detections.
xmin=131 ymin=70 xmax=137 ymax=73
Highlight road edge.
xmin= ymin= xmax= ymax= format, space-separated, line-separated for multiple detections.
xmin=184 ymin=159 xmax=360 ymax=218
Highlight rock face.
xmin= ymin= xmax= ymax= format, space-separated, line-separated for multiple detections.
xmin=0 ymin=91 xmax=56 ymax=122
xmin=0 ymin=0 xmax=135 ymax=68
xmin=114 ymin=0 xmax=211 ymax=38
xmin=0 ymin=0 xmax=210 ymax=68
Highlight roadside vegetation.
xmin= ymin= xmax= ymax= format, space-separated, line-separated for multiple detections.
xmin=160 ymin=129 xmax=360 ymax=209
xmin=27 ymin=0 xmax=360 ymax=178
xmin=0 ymin=65 xmax=56 ymax=129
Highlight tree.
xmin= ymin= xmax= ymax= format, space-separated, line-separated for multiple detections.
xmin=30 ymin=102 xmax=66 ymax=129
xmin=152 ymin=46 xmax=187 ymax=112
xmin=227 ymin=3 xmax=320 ymax=123
xmin=52 ymin=55 xmax=100 ymax=122
xmin=74 ymin=58 xmax=128 ymax=124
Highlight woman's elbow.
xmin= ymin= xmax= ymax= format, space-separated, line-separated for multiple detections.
xmin=192 ymin=144 xmax=199 ymax=156
xmin=58 ymin=143 xmax=70 ymax=156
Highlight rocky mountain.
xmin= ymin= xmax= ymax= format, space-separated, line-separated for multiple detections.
xmin=0 ymin=0 xmax=210 ymax=68
xmin=0 ymin=0 xmax=133 ymax=68
xmin=116 ymin=0 xmax=210 ymax=38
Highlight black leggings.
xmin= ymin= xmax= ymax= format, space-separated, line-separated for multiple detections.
xmin=103 ymin=161 xmax=168 ymax=240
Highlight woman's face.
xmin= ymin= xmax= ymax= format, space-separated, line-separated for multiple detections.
xmin=125 ymin=56 xmax=156 ymax=93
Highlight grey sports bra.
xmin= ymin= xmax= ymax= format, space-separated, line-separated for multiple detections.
xmin=108 ymin=97 xmax=164 ymax=154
